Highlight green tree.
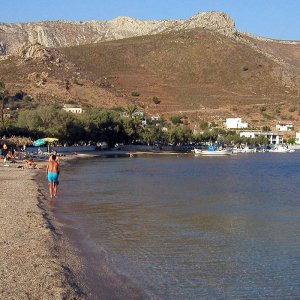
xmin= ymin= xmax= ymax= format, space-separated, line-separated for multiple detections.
xmin=0 ymin=81 xmax=9 ymax=131
xmin=166 ymin=125 xmax=192 ymax=145
xmin=125 ymin=104 xmax=138 ymax=119
xmin=254 ymin=135 xmax=269 ymax=145
xmin=141 ymin=126 xmax=165 ymax=145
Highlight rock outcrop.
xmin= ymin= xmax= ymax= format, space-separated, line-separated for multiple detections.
xmin=18 ymin=43 xmax=53 ymax=61
xmin=0 ymin=11 xmax=238 ymax=55
xmin=186 ymin=12 xmax=237 ymax=37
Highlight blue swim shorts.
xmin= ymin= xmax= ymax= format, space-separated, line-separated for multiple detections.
xmin=48 ymin=172 xmax=59 ymax=183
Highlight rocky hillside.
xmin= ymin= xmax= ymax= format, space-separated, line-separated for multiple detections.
xmin=0 ymin=12 xmax=238 ymax=55
xmin=61 ymin=28 xmax=299 ymax=115
xmin=0 ymin=11 xmax=299 ymax=130
xmin=0 ymin=43 xmax=131 ymax=109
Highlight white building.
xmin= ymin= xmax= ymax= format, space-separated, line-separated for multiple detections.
xmin=132 ymin=111 xmax=144 ymax=118
xmin=151 ymin=114 xmax=160 ymax=121
xmin=275 ymin=122 xmax=294 ymax=131
xmin=63 ymin=104 xmax=82 ymax=114
xmin=296 ymin=132 xmax=300 ymax=144
xmin=240 ymin=131 xmax=283 ymax=144
xmin=226 ymin=118 xmax=248 ymax=129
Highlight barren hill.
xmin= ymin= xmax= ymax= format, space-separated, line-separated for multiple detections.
xmin=0 ymin=43 xmax=130 ymax=108
xmin=0 ymin=12 xmax=299 ymax=129
xmin=61 ymin=28 xmax=300 ymax=118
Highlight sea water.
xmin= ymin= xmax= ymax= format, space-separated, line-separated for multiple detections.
xmin=54 ymin=153 xmax=300 ymax=299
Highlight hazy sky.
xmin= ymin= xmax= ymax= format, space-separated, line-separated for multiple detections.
xmin=1 ymin=0 xmax=299 ymax=40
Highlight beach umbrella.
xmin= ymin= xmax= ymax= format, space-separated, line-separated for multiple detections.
xmin=33 ymin=139 xmax=46 ymax=147
xmin=43 ymin=137 xmax=59 ymax=143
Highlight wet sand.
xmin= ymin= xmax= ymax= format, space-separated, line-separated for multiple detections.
xmin=0 ymin=162 xmax=84 ymax=299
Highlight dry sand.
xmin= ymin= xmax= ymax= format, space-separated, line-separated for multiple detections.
xmin=0 ymin=163 xmax=84 ymax=300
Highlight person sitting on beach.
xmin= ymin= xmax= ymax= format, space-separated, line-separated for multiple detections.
xmin=46 ymin=154 xmax=60 ymax=198
xmin=23 ymin=158 xmax=39 ymax=169
xmin=6 ymin=150 xmax=16 ymax=163
xmin=1 ymin=144 xmax=16 ymax=163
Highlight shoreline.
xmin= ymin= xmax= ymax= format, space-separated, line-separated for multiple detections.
xmin=0 ymin=158 xmax=84 ymax=299
xmin=46 ymin=154 xmax=145 ymax=299
xmin=0 ymin=151 xmax=190 ymax=299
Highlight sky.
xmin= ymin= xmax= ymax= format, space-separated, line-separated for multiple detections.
xmin=1 ymin=0 xmax=299 ymax=40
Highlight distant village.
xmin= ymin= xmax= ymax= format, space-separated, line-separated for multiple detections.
xmin=61 ymin=104 xmax=300 ymax=146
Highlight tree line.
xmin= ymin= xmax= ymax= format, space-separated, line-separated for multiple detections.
xmin=0 ymin=103 xmax=272 ymax=147
xmin=0 ymin=81 xmax=271 ymax=147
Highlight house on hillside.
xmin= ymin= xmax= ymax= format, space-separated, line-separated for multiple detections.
xmin=240 ymin=130 xmax=283 ymax=144
xmin=63 ymin=104 xmax=82 ymax=114
xmin=151 ymin=114 xmax=161 ymax=121
xmin=226 ymin=118 xmax=248 ymax=129
xmin=132 ymin=111 xmax=144 ymax=118
xmin=121 ymin=111 xmax=144 ymax=118
xmin=275 ymin=122 xmax=294 ymax=131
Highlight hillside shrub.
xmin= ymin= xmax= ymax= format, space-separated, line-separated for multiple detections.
xmin=289 ymin=106 xmax=296 ymax=112
xmin=260 ymin=106 xmax=266 ymax=112
xmin=14 ymin=90 xmax=25 ymax=100
xmin=170 ymin=115 xmax=182 ymax=125
xmin=66 ymin=100 xmax=78 ymax=105
xmin=131 ymin=91 xmax=140 ymax=97
xmin=262 ymin=113 xmax=272 ymax=120
xmin=262 ymin=126 xmax=271 ymax=131
xmin=287 ymin=137 xmax=296 ymax=144
xmin=23 ymin=95 xmax=33 ymax=102
xmin=199 ymin=121 xmax=209 ymax=130
xmin=152 ymin=96 xmax=160 ymax=104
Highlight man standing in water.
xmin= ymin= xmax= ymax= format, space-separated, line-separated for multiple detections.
xmin=46 ymin=154 xmax=60 ymax=198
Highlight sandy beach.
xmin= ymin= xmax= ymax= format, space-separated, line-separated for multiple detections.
xmin=0 ymin=162 xmax=83 ymax=300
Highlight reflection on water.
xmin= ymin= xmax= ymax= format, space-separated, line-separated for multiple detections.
xmin=56 ymin=153 xmax=300 ymax=299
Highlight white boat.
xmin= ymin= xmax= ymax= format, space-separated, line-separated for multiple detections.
xmin=194 ymin=146 xmax=233 ymax=156
xmin=232 ymin=145 xmax=256 ymax=153
xmin=232 ymin=146 xmax=243 ymax=153
xmin=241 ymin=146 xmax=257 ymax=153
xmin=269 ymin=145 xmax=295 ymax=153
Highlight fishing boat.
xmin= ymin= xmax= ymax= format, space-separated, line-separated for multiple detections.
xmin=194 ymin=145 xmax=233 ymax=156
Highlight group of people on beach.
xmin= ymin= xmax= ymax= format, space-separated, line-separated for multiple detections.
xmin=1 ymin=144 xmax=61 ymax=199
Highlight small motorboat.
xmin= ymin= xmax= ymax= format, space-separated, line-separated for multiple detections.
xmin=194 ymin=146 xmax=233 ymax=156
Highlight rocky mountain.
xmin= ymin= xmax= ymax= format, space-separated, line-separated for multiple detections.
xmin=0 ymin=11 xmax=299 ymax=130
xmin=0 ymin=12 xmax=238 ymax=55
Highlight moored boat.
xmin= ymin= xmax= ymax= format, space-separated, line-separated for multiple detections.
xmin=194 ymin=146 xmax=233 ymax=156
xmin=269 ymin=145 xmax=295 ymax=153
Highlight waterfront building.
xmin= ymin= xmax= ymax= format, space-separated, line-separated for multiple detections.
xmin=240 ymin=131 xmax=283 ymax=144
xmin=226 ymin=118 xmax=248 ymax=129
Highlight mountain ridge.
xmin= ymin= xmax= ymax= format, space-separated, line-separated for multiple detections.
xmin=0 ymin=11 xmax=239 ymax=55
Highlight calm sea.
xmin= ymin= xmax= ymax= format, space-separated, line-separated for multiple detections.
xmin=53 ymin=153 xmax=300 ymax=299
